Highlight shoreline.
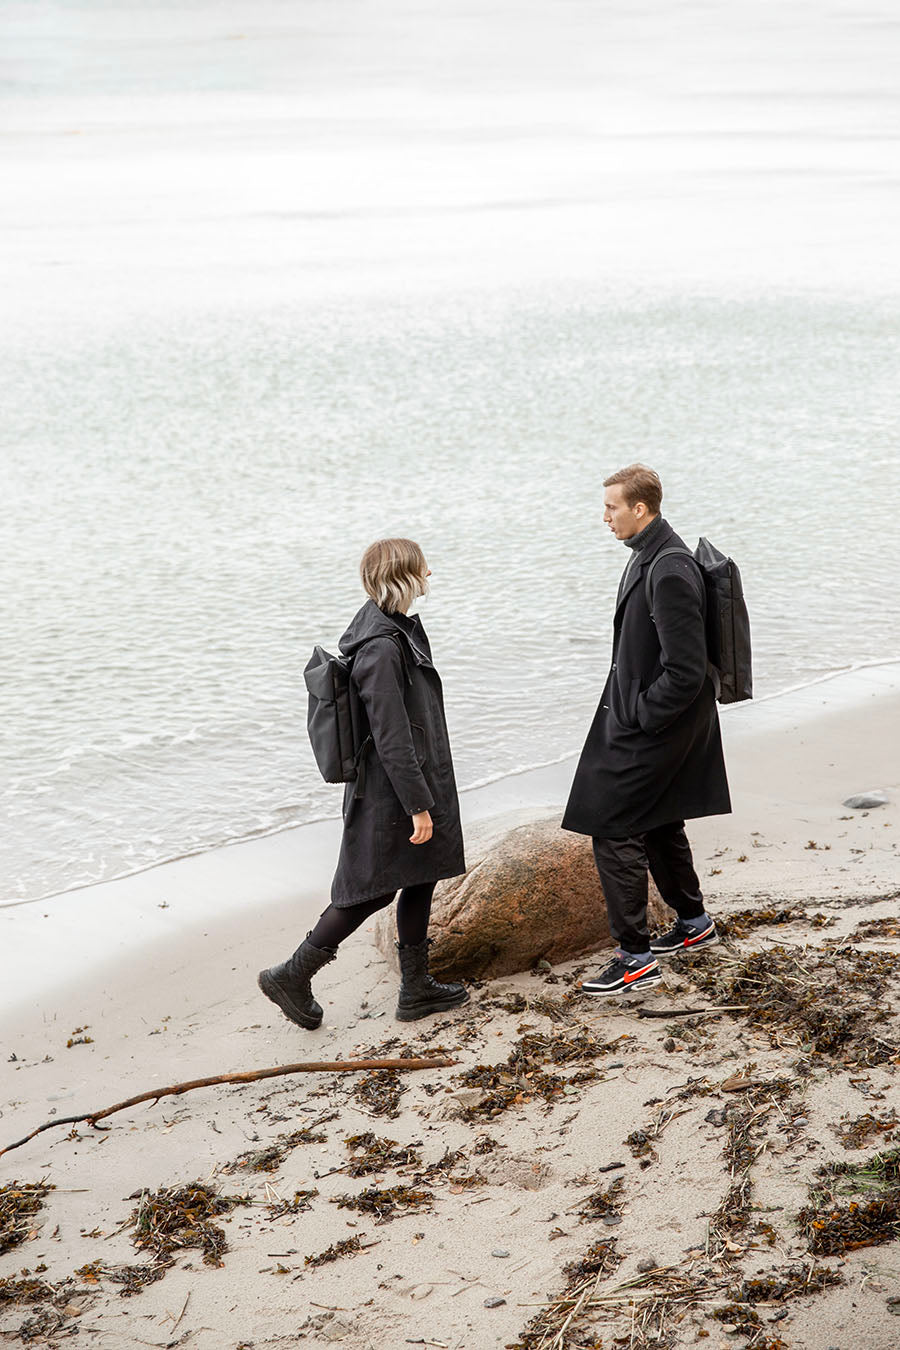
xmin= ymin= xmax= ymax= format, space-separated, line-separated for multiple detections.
xmin=1 ymin=660 xmax=898 ymax=1021
xmin=6 ymin=654 xmax=900 ymax=914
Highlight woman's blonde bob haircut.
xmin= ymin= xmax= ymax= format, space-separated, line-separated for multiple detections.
xmin=360 ymin=538 xmax=429 ymax=614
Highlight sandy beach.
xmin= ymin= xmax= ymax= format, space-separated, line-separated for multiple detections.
xmin=2 ymin=664 xmax=899 ymax=1349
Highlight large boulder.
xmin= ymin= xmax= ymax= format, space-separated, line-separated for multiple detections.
xmin=373 ymin=811 xmax=669 ymax=980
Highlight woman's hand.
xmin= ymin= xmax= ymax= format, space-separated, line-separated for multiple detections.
xmin=409 ymin=810 xmax=433 ymax=844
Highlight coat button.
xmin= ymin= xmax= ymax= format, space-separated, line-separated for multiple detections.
xmin=611 ymin=663 xmax=617 ymax=671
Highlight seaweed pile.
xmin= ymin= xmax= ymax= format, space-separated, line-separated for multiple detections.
xmin=800 ymin=1148 xmax=900 ymax=1255
xmin=674 ymin=943 xmax=899 ymax=1065
xmin=129 ymin=1181 xmax=251 ymax=1268
xmin=0 ymin=1181 xmax=53 ymax=1256
xmin=304 ymin=1235 xmax=364 ymax=1268
xmin=343 ymin=1131 xmax=421 ymax=1176
xmin=226 ymin=1123 xmax=329 ymax=1173
xmin=456 ymin=1025 xmax=622 ymax=1119
xmin=330 ymin=1184 xmax=433 ymax=1224
xmin=352 ymin=1069 xmax=406 ymax=1118
xmin=832 ymin=1108 xmax=899 ymax=1149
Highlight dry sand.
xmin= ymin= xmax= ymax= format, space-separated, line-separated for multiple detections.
xmin=1 ymin=664 xmax=898 ymax=1350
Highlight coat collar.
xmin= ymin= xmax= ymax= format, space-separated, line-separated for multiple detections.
xmin=340 ymin=600 xmax=434 ymax=668
xmin=613 ymin=518 xmax=677 ymax=624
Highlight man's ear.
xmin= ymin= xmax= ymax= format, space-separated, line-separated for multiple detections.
xmin=633 ymin=501 xmax=647 ymax=520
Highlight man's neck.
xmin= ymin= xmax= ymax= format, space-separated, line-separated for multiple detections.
xmin=624 ymin=514 xmax=663 ymax=551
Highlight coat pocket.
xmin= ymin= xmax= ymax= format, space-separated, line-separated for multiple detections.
xmin=410 ymin=721 xmax=428 ymax=766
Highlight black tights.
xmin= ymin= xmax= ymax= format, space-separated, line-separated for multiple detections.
xmin=308 ymin=882 xmax=435 ymax=951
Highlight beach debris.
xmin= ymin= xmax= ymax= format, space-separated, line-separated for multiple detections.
xmin=676 ymin=943 xmax=899 ymax=1065
xmin=843 ymin=790 xmax=889 ymax=809
xmin=343 ymin=1131 xmax=422 ymax=1176
xmin=304 ymin=1235 xmax=365 ymax=1267
xmin=331 ymin=1184 xmax=434 ymax=1224
xmin=730 ymin=1262 xmax=843 ymax=1303
xmin=266 ymin=1188 xmax=319 ymax=1219
xmin=715 ymin=905 xmax=834 ymax=940
xmin=227 ymin=1121 xmax=330 ymax=1173
xmin=454 ymin=1026 xmax=620 ymax=1119
xmin=576 ymin=1177 xmax=623 ymax=1224
xmin=800 ymin=1148 xmax=900 ymax=1253
xmin=66 ymin=1026 xmax=94 ymax=1049
xmin=128 ymin=1181 xmax=252 ymax=1268
xmin=832 ymin=1109 xmax=899 ymax=1149
xmin=491 ymin=1248 xmax=510 ymax=1258
xmin=0 ymin=1181 xmax=54 ymax=1255
xmin=353 ymin=1069 xmax=407 ymax=1118
xmin=852 ymin=916 xmax=900 ymax=940
xmin=0 ymin=1055 xmax=453 ymax=1158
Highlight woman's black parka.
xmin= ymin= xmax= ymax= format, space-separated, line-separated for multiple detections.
xmin=330 ymin=601 xmax=466 ymax=907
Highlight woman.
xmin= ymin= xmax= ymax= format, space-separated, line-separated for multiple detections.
xmin=258 ymin=538 xmax=469 ymax=1028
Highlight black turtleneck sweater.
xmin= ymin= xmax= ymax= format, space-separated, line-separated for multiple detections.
xmin=618 ymin=514 xmax=665 ymax=600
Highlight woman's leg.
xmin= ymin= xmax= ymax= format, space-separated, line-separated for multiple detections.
xmin=308 ymin=892 xmax=396 ymax=950
xmin=395 ymin=881 xmax=435 ymax=946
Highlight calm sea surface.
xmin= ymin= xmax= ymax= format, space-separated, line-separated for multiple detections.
xmin=2 ymin=1 xmax=899 ymax=902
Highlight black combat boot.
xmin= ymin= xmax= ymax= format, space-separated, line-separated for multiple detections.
xmin=395 ymin=939 xmax=470 ymax=1021
xmin=257 ymin=935 xmax=337 ymax=1030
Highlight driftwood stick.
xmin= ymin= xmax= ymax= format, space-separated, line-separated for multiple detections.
xmin=636 ymin=1005 xmax=751 ymax=1020
xmin=0 ymin=1056 xmax=455 ymax=1158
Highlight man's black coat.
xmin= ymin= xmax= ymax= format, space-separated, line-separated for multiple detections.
xmin=562 ymin=518 xmax=731 ymax=839
xmin=330 ymin=601 xmax=466 ymax=907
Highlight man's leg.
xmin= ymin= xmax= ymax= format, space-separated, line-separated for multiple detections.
xmin=645 ymin=821 xmax=718 ymax=954
xmin=582 ymin=836 xmax=662 ymax=996
xmin=591 ymin=835 xmax=652 ymax=955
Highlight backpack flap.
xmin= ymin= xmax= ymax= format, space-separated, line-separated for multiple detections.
xmin=304 ymin=645 xmax=358 ymax=782
xmin=695 ymin=538 xmax=753 ymax=704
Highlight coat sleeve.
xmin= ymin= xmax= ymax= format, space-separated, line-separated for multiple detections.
xmin=351 ymin=638 xmax=436 ymax=815
xmin=636 ymin=562 xmax=709 ymax=735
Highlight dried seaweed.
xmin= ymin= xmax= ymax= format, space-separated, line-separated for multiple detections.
xmin=456 ymin=1027 xmax=617 ymax=1119
xmin=800 ymin=1193 xmax=900 ymax=1254
xmin=330 ymin=1184 xmax=433 ymax=1223
xmin=352 ymin=1069 xmax=405 ymax=1118
xmin=852 ymin=917 xmax=900 ymax=940
xmin=266 ymin=1188 xmax=319 ymax=1220
xmin=227 ymin=1125 xmax=327 ymax=1173
xmin=715 ymin=906 xmax=834 ymax=940
xmin=343 ymin=1131 xmax=421 ymax=1177
xmin=0 ymin=1181 xmax=54 ymax=1255
xmin=0 ymin=1277 xmax=58 ymax=1309
xmin=304 ymin=1235 xmax=363 ymax=1267
xmin=576 ymin=1177 xmax=624 ymax=1224
xmin=676 ymin=944 xmax=899 ymax=1064
xmin=730 ymin=1262 xmax=843 ymax=1303
xmin=562 ymin=1238 xmax=621 ymax=1283
xmin=129 ymin=1181 xmax=251 ymax=1268
xmin=833 ymin=1109 xmax=899 ymax=1149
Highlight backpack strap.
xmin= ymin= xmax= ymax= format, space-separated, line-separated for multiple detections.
xmin=349 ymin=631 xmax=413 ymax=798
xmin=643 ymin=547 xmax=694 ymax=619
xmin=644 ymin=547 xmax=721 ymax=699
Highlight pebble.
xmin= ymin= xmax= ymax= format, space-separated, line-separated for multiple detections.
xmin=492 ymin=1249 xmax=510 ymax=1258
xmin=602 ymin=1215 xmax=623 ymax=1226
xmin=794 ymin=1116 xmax=809 ymax=1127
xmin=843 ymin=790 xmax=888 ymax=809
xmin=484 ymin=1296 xmax=506 ymax=1308
xmin=636 ymin=1256 xmax=659 ymax=1273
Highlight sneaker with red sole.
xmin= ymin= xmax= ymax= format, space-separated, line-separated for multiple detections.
xmin=580 ymin=954 xmax=662 ymax=997
xmin=650 ymin=917 xmax=718 ymax=956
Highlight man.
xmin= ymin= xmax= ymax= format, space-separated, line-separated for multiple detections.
xmin=562 ymin=463 xmax=731 ymax=995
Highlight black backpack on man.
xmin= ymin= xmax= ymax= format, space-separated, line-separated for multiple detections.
xmin=644 ymin=537 xmax=752 ymax=704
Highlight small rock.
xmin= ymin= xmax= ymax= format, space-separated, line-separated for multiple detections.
xmin=484 ymin=1296 xmax=506 ymax=1308
xmin=794 ymin=1116 xmax=809 ymax=1127
xmin=636 ymin=1256 xmax=659 ymax=1273
xmin=491 ymin=1249 xmax=510 ymax=1258
xmin=705 ymin=1108 xmax=727 ymax=1127
xmin=602 ymin=1215 xmax=623 ymax=1226
xmin=842 ymin=790 xmax=888 ymax=809
xmin=608 ymin=1061 xmax=625 ymax=1069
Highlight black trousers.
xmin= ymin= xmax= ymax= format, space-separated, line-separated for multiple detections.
xmin=591 ymin=820 xmax=705 ymax=956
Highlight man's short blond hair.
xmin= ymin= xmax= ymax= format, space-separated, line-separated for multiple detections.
xmin=360 ymin=538 xmax=428 ymax=614
xmin=603 ymin=463 xmax=663 ymax=515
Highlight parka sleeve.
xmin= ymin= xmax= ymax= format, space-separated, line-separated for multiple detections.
xmin=351 ymin=637 xmax=436 ymax=816
xmin=636 ymin=562 xmax=709 ymax=735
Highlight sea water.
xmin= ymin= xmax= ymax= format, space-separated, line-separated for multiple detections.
xmin=2 ymin=0 xmax=899 ymax=902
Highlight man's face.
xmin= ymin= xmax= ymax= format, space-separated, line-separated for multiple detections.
xmin=603 ymin=484 xmax=645 ymax=539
